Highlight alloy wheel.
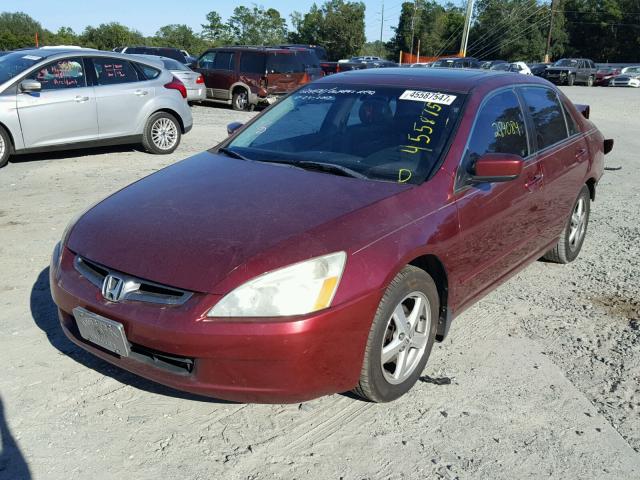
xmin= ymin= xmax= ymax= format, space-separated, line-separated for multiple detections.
xmin=380 ymin=291 xmax=431 ymax=385
xmin=569 ymin=197 xmax=587 ymax=251
xmin=151 ymin=118 xmax=178 ymax=150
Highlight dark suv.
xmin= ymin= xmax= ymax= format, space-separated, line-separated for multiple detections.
xmin=194 ymin=47 xmax=312 ymax=110
xmin=544 ymin=58 xmax=597 ymax=86
xmin=432 ymin=57 xmax=481 ymax=69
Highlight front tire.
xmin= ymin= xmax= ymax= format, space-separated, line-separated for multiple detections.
xmin=142 ymin=112 xmax=181 ymax=154
xmin=0 ymin=126 xmax=11 ymax=168
xmin=354 ymin=266 xmax=439 ymax=402
xmin=543 ymin=185 xmax=590 ymax=264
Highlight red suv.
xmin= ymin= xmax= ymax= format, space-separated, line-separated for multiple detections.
xmin=50 ymin=69 xmax=612 ymax=403
xmin=194 ymin=47 xmax=313 ymax=110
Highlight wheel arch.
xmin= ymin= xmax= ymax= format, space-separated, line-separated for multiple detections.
xmin=407 ymin=254 xmax=450 ymax=342
xmin=152 ymin=108 xmax=186 ymax=133
xmin=0 ymin=121 xmax=16 ymax=153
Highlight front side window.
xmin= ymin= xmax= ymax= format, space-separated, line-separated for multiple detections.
xmin=92 ymin=58 xmax=140 ymax=85
xmin=226 ymin=84 xmax=466 ymax=184
xmin=457 ymin=89 xmax=528 ymax=185
xmin=198 ymin=52 xmax=216 ymax=69
xmin=520 ymin=87 xmax=568 ymax=150
xmin=30 ymin=58 xmax=86 ymax=90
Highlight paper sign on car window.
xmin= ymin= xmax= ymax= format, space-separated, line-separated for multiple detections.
xmin=399 ymin=90 xmax=457 ymax=105
xmin=22 ymin=55 xmax=42 ymax=61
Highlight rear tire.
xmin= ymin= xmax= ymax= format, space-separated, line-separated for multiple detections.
xmin=354 ymin=266 xmax=439 ymax=402
xmin=142 ymin=112 xmax=181 ymax=155
xmin=567 ymin=74 xmax=575 ymax=86
xmin=543 ymin=185 xmax=590 ymax=264
xmin=232 ymin=89 xmax=250 ymax=111
xmin=0 ymin=126 xmax=10 ymax=168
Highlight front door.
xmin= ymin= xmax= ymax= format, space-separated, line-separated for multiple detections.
xmin=450 ymin=88 xmax=546 ymax=308
xmin=196 ymin=51 xmax=235 ymax=100
xmin=17 ymin=57 xmax=98 ymax=148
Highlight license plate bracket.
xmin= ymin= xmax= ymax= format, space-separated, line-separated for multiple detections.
xmin=73 ymin=307 xmax=130 ymax=357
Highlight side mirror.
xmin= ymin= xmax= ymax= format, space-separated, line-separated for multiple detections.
xmin=471 ymin=153 xmax=524 ymax=183
xmin=20 ymin=79 xmax=42 ymax=93
xmin=227 ymin=121 xmax=243 ymax=135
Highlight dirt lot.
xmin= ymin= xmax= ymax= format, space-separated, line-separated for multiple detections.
xmin=0 ymin=87 xmax=638 ymax=480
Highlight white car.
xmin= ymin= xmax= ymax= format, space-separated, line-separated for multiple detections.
xmin=510 ymin=61 xmax=532 ymax=75
xmin=131 ymin=54 xmax=206 ymax=102
xmin=610 ymin=66 xmax=640 ymax=87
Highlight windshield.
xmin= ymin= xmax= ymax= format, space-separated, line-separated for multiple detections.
xmin=0 ymin=52 xmax=43 ymax=84
xmin=226 ymin=84 xmax=466 ymax=185
xmin=554 ymin=59 xmax=578 ymax=67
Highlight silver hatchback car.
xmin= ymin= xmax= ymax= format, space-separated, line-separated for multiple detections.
xmin=0 ymin=48 xmax=193 ymax=168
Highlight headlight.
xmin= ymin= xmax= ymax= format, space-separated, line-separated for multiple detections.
xmin=208 ymin=252 xmax=347 ymax=317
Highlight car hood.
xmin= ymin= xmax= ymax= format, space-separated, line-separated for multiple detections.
xmin=67 ymin=152 xmax=409 ymax=293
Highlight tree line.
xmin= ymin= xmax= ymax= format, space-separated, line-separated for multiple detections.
xmin=1 ymin=0 xmax=638 ymax=62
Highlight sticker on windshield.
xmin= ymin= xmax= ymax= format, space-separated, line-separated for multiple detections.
xmin=399 ymin=90 xmax=457 ymax=105
xmin=22 ymin=55 xmax=42 ymax=61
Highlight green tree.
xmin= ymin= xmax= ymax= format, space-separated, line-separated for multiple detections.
xmin=80 ymin=22 xmax=145 ymax=50
xmin=152 ymin=24 xmax=209 ymax=55
xmin=0 ymin=12 xmax=43 ymax=49
xmin=201 ymin=11 xmax=233 ymax=45
xmin=467 ymin=0 xmax=567 ymax=61
xmin=43 ymin=26 xmax=78 ymax=46
xmin=289 ymin=0 xmax=366 ymax=60
xmin=227 ymin=5 xmax=287 ymax=45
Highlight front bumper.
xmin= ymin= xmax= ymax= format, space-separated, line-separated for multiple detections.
xmin=50 ymin=247 xmax=380 ymax=403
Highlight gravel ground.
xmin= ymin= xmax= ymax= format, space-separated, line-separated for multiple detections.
xmin=0 ymin=88 xmax=638 ymax=480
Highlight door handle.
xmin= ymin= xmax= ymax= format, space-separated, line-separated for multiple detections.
xmin=525 ymin=173 xmax=543 ymax=190
xmin=135 ymin=90 xmax=149 ymax=96
xmin=74 ymin=95 xmax=89 ymax=103
xmin=575 ymin=147 xmax=587 ymax=158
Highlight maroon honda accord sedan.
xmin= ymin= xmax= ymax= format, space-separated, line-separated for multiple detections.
xmin=50 ymin=68 xmax=612 ymax=403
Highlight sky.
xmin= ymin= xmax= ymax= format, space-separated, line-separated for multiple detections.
xmin=15 ymin=0 xmax=419 ymax=43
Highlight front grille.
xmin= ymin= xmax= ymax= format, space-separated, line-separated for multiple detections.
xmin=74 ymin=255 xmax=193 ymax=305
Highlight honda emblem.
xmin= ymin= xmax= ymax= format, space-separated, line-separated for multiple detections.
xmin=102 ymin=274 xmax=124 ymax=302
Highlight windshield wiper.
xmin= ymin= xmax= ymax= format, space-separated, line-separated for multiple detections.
xmin=218 ymin=147 xmax=250 ymax=161
xmin=295 ymin=160 xmax=367 ymax=179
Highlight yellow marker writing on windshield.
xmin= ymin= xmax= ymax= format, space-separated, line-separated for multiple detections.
xmin=398 ymin=169 xmax=412 ymax=183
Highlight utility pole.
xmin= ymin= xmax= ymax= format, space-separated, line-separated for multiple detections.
xmin=459 ymin=0 xmax=475 ymax=57
xmin=379 ymin=1 xmax=385 ymax=57
xmin=544 ymin=0 xmax=558 ymax=63
xmin=409 ymin=0 xmax=418 ymax=58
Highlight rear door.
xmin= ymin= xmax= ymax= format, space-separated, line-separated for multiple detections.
xmin=89 ymin=56 xmax=155 ymax=138
xmin=518 ymin=86 xmax=587 ymax=244
xmin=17 ymin=57 xmax=98 ymax=148
xmin=452 ymin=88 xmax=546 ymax=307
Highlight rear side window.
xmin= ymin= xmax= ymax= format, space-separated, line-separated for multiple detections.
xmin=213 ymin=52 xmax=234 ymax=70
xmin=520 ymin=87 xmax=568 ymax=150
xmin=239 ymin=52 xmax=265 ymax=74
xmin=92 ymin=58 xmax=140 ymax=85
xmin=266 ymin=53 xmax=304 ymax=74
xmin=562 ymin=102 xmax=579 ymax=136
xmin=30 ymin=58 xmax=86 ymax=89
xmin=137 ymin=63 xmax=160 ymax=79
xmin=466 ymin=89 xmax=529 ymax=163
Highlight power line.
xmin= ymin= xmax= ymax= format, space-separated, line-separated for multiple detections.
xmin=474 ymin=14 xmax=551 ymax=60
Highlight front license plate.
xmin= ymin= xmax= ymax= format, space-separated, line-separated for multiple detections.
xmin=73 ymin=307 xmax=130 ymax=356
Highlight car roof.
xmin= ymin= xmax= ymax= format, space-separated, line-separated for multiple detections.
xmin=5 ymin=48 xmax=166 ymax=67
xmin=314 ymin=67 xmax=549 ymax=94
xmin=206 ymin=46 xmax=295 ymax=54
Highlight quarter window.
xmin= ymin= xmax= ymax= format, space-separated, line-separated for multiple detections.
xmin=520 ymin=87 xmax=568 ymax=150
xmin=562 ymin=102 xmax=579 ymax=136
xmin=92 ymin=58 xmax=140 ymax=85
xmin=30 ymin=58 xmax=86 ymax=90
xmin=137 ymin=63 xmax=160 ymax=79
